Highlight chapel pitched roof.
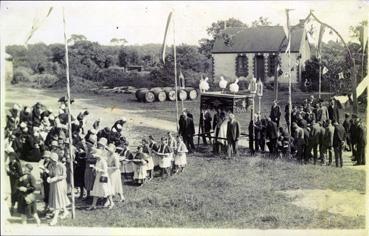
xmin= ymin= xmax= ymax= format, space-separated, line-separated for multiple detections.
xmin=212 ymin=25 xmax=304 ymax=53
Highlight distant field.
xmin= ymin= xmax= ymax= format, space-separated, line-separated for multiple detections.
xmin=3 ymin=85 xmax=366 ymax=228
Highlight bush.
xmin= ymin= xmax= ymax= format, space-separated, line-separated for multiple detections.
xmin=12 ymin=66 xmax=33 ymax=84
xmin=97 ymin=67 xmax=154 ymax=88
xmin=30 ymin=73 xmax=59 ymax=87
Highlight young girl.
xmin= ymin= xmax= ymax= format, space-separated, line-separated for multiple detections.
xmin=142 ymin=139 xmax=154 ymax=180
xmin=154 ymin=137 xmax=172 ymax=177
xmin=175 ymin=136 xmax=188 ymax=173
xmin=133 ymin=146 xmax=148 ymax=185
xmin=17 ymin=163 xmax=41 ymax=225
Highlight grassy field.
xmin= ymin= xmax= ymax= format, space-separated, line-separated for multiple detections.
xmin=3 ymin=85 xmax=366 ymax=229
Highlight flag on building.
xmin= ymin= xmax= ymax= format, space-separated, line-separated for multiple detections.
xmin=25 ymin=7 xmax=53 ymax=45
xmin=338 ymin=72 xmax=344 ymax=80
xmin=161 ymin=12 xmax=173 ymax=64
xmin=322 ymin=66 xmax=328 ymax=75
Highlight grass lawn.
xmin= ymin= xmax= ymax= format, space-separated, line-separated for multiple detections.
xmin=3 ymin=85 xmax=366 ymax=229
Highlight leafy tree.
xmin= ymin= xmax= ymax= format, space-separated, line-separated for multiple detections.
xmin=25 ymin=43 xmax=50 ymax=74
xmin=110 ymin=38 xmax=128 ymax=46
xmin=251 ymin=17 xmax=272 ymax=27
xmin=118 ymin=48 xmax=128 ymax=68
xmin=67 ymin=34 xmax=87 ymax=45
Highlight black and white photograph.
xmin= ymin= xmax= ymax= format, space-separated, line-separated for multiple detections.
xmin=0 ymin=1 xmax=368 ymax=235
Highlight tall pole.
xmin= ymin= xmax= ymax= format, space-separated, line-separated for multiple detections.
xmin=62 ymin=8 xmax=75 ymax=219
xmin=173 ymin=12 xmax=179 ymax=131
xmin=286 ymin=9 xmax=293 ymax=158
xmin=318 ymin=54 xmax=322 ymax=99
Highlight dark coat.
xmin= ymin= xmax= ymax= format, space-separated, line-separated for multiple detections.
xmin=270 ymin=105 xmax=281 ymax=122
xmin=266 ymin=120 xmax=278 ymax=140
xmin=185 ymin=117 xmax=195 ymax=137
xmin=178 ymin=115 xmax=187 ymax=137
xmin=333 ymin=123 xmax=346 ymax=148
xmin=328 ymin=104 xmax=340 ymax=122
xmin=227 ymin=119 xmax=240 ymax=142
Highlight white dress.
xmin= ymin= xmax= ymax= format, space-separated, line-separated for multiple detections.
xmin=90 ymin=159 xmax=112 ymax=198
xmin=108 ymin=153 xmax=123 ymax=196
xmin=157 ymin=144 xmax=172 ymax=168
xmin=133 ymin=153 xmax=148 ymax=180
xmin=175 ymin=141 xmax=188 ymax=166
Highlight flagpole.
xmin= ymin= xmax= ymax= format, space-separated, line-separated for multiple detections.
xmin=63 ymin=8 xmax=75 ymax=219
xmin=286 ymin=9 xmax=293 ymax=158
xmin=173 ymin=12 xmax=179 ymax=131
xmin=318 ymin=53 xmax=322 ymax=99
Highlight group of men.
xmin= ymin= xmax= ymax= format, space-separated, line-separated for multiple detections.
xmin=248 ymin=96 xmax=366 ymax=167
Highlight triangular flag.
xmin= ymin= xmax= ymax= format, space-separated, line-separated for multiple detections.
xmin=25 ymin=7 xmax=53 ymax=45
xmin=161 ymin=12 xmax=173 ymax=64
xmin=322 ymin=67 xmax=328 ymax=75
xmin=179 ymin=70 xmax=185 ymax=88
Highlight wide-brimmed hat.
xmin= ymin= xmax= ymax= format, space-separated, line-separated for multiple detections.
xmin=89 ymin=129 xmax=97 ymax=135
xmin=43 ymin=151 xmax=51 ymax=158
xmin=20 ymin=122 xmax=27 ymax=129
xmin=121 ymin=117 xmax=127 ymax=122
xmin=51 ymin=140 xmax=58 ymax=147
xmin=107 ymin=143 xmax=116 ymax=153
xmin=13 ymin=104 xmax=21 ymax=111
xmin=88 ymin=134 xmax=97 ymax=144
xmin=50 ymin=152 xmax=59 ymax=162
xmin=98 ymin=137 xmax=108 ymax=147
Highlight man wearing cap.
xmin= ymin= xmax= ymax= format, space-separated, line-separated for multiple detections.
xmin=270 ymin=100 xmax=281 ymax=127
xmin=227 ymin=113 xmax=240 ymax=158
xmin=328 ymin=98 xmax=340 ymax=123
xmin=333 ymin=120 xmax=346 ymax=168
xmin=354 ymin=118 xmax=366 ymax=166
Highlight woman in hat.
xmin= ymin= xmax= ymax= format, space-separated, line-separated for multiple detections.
xmin=106 ymin=144 xmax=125 ymax=202
xmin=6 ymin=152 xmax=22 ymax=214
xmin=88 ymin=149 xmax=114 ymax=210
xmin=39 ymin=151 xmax=52 ymax=213
xmin=174 ymin=135 xmax=188 ymax=173
xmin=48 ymin=152 xmax=70 ymax=225
xmin=84 ymin=135 xmax=97 ymax=199
xmin=17 ymin=163 xmax=41 ymax=225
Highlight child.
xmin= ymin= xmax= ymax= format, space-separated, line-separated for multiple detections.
xmin=175 ymin=136 xmax=188 ymax=173
xmin=133 ymin=146 xmax=148 ymax=185
xmin=17 ymin=163 xmax=41 ymax=225
xmin=142 ymin=139 xmax=154 ymax=180
xmin=154 ymin=137 xmax=172 ymax=177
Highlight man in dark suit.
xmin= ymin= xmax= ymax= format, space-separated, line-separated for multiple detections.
xmin=328 ymin=98 xmax=340 ymax=123
xmin=354 ymin=118 xmax=366 ymax=166
xmin=266 ymin=117 xmax=278 ymax=155
xmin=270 ymin=100 xmax=281 ymax=127
xmin=185 ymin=112 xmax=196 ymax=153
xmin=333 ymin=120 xmax=346 ymax=168
xmin=227 ymin=113 xmax=240 ymax=158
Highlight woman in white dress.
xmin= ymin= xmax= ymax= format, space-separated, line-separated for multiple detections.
xmin=142 ymin=139 xmax=154 ymax=180
xmin=87 ymin=149 xmax=114 ymax=210
xmin=47 ymin=152 xmax=70 ymax=226
xmin=175 ymin=135 xmax=188 ymax=173
xmin=167 ymin=132 xmax=177 ymax=174
xmin=106 ymin=144 xmax=125 ymax=202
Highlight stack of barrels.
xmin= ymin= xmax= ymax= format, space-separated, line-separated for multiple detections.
xmin=135 ymin=87 xmax=198 ymax=103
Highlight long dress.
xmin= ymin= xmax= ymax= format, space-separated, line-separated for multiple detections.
xmin=107 ymin=153 xmax=123 ymax=196
xmin=74 ymin=152 xmax=86 ymax=188
xmin=7 ymin=159 xmax=23 ymax=206
xmin=142 ymin=145 xmax=154 ymax=171
xmin=175 ymin=141 xmax=188 ymax=167
xmin=157 ymin=144 xmax=172 ymax=168
xmin=133 ymin=153 xmax=148 ymax=180
xmin=149 ymin=142 xmax=160 ymax=167
xmin=120 ymin=149 xmax=134 ymax=174
xmin=90 ymin=159 xmax=112 ymax=198
xmin=48 ymin=162 xmax=70 ymax=210
xmin=17 ymin=174 xmax=37 ymax=217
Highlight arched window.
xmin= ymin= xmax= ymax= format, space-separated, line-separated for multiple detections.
xmin=268 ymin=54 xmax=278 ymax=77
xmin=235 ymin=54 xmax=248 ymax=77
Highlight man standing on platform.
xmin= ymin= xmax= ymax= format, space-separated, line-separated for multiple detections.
xmin=227 ymin=113 xmax=240 ymax=158
xmin=270 ymin=100 xmax=281 ymax=127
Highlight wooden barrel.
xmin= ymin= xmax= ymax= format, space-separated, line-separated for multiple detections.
xmin=185 ymin=87 xmax=198 ymax=100
xmin=163 ymin=87 xmax=176 ymax=101
xmin=135 ymin=88 xmax=155 ymax=103
xmin=177 ymin=89 xmax=187 ymax=101
xmin=150 ymin=87 xmax=167 ymax=102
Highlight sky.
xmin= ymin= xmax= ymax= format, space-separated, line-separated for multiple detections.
xmin=0 ymin=0 xmax=368 ymax=46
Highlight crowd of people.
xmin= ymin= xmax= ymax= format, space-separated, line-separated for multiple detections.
xmin=4 ymin=98 xmax=188 ymax=226
xmin=248 ymin=95 xmax=366 ymax=166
